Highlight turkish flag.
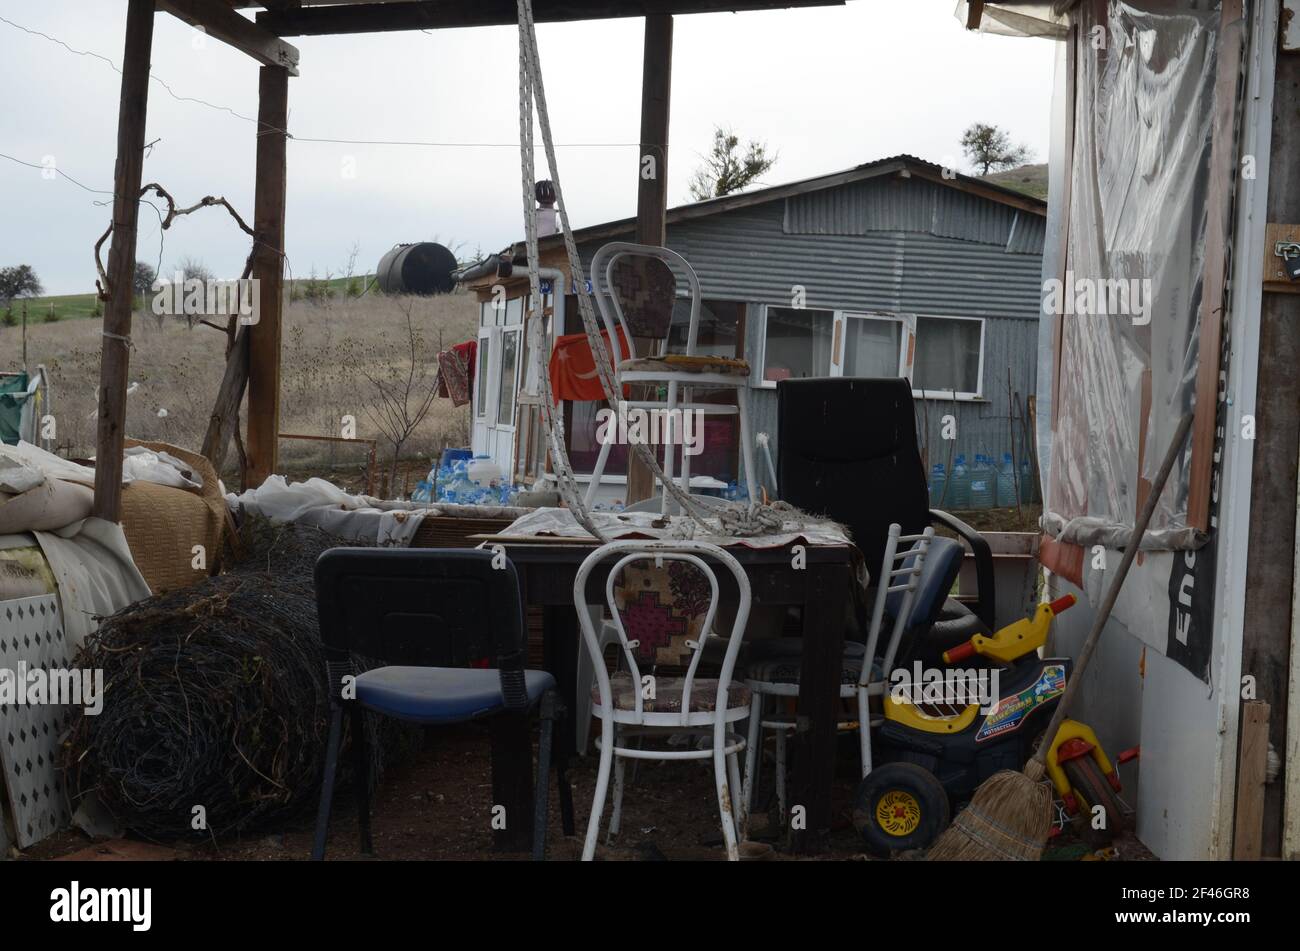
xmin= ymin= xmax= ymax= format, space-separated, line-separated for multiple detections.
xmin=549 ymin=328 xmax=631 ymax=403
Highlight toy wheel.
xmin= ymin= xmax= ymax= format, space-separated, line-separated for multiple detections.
xmin=1063 ymin=755 xmax=1125 ymax=848
xmin=852 ymin=762 xmax=950 ymax=856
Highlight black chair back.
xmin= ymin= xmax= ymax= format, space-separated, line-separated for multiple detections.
xmin=314 ymin=548 xmax=529 ymax=709
xmin=777 ymin=377 xmax=931 ymax=572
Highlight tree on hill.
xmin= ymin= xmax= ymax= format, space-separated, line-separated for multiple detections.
xmin=0 ymin=264 xmax=43 ymax=307
xmin=688 ymin=126 xmax=777 ymax=202
xmin=960 ymin=122 xmax=1033 ymax=175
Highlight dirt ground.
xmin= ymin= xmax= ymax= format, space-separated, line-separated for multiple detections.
xmin=23 ymin=719 xmax=1151 ymax=863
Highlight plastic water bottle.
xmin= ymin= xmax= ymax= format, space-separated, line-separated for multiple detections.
xmin=928 ymin=463 xmax=947 ymax=507
xmin=948 ymin=455 xmax=970 ymax=509
xmin=996 ymin=452 xmax=1018 ymax=508
xmin=1020 ymin=458 xmax=1035 ymax=504
xmin=970 ymin=454 xmax=994 ymax=510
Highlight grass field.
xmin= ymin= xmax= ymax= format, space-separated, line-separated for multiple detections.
xmin=5 ymin=274 xmax=381 ymax=325
xmin=1 ymin=288 xmax=477 ymax=491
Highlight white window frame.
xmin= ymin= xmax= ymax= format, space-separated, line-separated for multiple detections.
xmin=754 ymin=305 xmax=912 ymax=388
xmin=475 ymin=326 xmax=496 ymax=420
xmin=494 ymin=327 xmax=523 ymax=431
xmin=909 ymin=314 xmax=986 ymax=402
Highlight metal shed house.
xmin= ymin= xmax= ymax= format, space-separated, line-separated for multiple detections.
xmin=462 ymin=154 xmax=1047 ymax=504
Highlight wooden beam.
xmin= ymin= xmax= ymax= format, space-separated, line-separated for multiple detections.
xmin=625 ymin=12 xmax=672 ymax=507
xmin=1232 ymin=701 xmax=1270 ymax=860
xmin=158 ymin=0 xmax=300 ymax=74
xmin=259 ymin=0 xmax=843 ymax=35
xmin=965 ymin=1 xmax=984 ymax=31
xmin=1243 ymin=16 xmax=1300 ymax=859
xmin=93 ymin=0 xmax=155 ymax=522
xmin=245 ymin=65 xmax=290 ymax=488
xmin=1187 ymin=0 xmax=1245 ymax=531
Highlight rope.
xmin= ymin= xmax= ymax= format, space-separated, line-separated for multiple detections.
xmin=514 ymin=0 xmax=785 ymax=540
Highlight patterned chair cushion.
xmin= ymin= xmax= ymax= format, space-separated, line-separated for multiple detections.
xmin=612 ymin=558 xmax=711 ymax=666
xmin=595 ymin=672 xmax=751 ymax=713
xmin=610 ymin=256 xmax=676 ymax=338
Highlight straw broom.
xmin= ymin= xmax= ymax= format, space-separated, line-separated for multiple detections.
xmin=927 ymin=411 xmax=1194 ymax=860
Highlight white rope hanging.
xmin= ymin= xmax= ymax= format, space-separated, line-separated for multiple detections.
xmin=515 ymin=0 xmax=791 ymax=539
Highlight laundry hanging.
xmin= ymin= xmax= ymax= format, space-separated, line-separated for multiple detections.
xmin=436 ymin=339 xmax=477 ymax=408
xmin=548 ymin=327 xmax=630 ymax=404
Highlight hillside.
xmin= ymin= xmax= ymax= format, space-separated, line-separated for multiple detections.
xmin=982 ymin=163 xmax=1049 ymax=201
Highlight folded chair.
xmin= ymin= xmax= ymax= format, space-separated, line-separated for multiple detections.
xmin=585 ymin=242 xmax=758 ymax=512
xmin=576 ymin=540 xmax=752 ymax=861
xmin=742 ymin=525 xmax=962 ymax=820
xmin=311 ymin=547 xmax=567 ymax=861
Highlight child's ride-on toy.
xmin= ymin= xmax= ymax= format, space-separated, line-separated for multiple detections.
xmin=852 ymin=593 xmax=1127 ymax=854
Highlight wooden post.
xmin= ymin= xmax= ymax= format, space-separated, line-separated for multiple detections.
xmin=1242 ymin=15 xmax=1300 ymax=858
xmin=1232 ymin=701 xmax=1270 ymax=860
xmin=92 ymin=0 xmax=154 ymax=522
xmin=626 ymin=13 xmax=673 ymax=505
xmin=245 ymin=65 xmax=290 ymax=487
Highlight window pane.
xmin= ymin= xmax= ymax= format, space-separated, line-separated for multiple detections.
xmin=505 ymin=297 xmax=523 ymax=326
xmin=476 ymin=336 xmax=491 ymax=416
xmin=843 ymin=318 xmax=902 ymax=377
xmin=762 ymin=307 xmax=833 ymax=382
xmin=667 ymin=300 xmax=741 ymax=358
xmin=496 ymin=331 xmax=519 ymax=425
xmin=914 ymin=317 xmax=982 ymax=394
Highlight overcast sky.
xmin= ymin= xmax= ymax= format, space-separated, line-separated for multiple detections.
xmin=0 ymin=1 xmax=1056 ymax=295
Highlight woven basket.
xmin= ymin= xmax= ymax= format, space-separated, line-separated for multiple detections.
xmin=119 ymin=440 xmax=226 ymax=595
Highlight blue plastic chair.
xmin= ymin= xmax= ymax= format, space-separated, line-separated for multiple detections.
xmin=310 ymin=547 xmax=564 ymax=860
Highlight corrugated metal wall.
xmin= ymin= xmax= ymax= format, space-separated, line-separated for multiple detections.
xmin=576 ymin=175 xmax=1044 ymax=498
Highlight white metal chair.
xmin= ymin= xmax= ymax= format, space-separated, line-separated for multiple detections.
xmin=584 ymin=242 xmax=759 ymax=512
xmin=741 ymin=525 xmax=934 ymax=822
xmin=576 ymin=539 xmax=752 ymax=861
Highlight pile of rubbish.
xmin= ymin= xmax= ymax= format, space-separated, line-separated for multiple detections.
xmin=64 ymin=516 xmax=403 ymax=838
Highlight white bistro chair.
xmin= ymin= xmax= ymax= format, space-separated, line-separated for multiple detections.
xmin=576 ymin=539 xmax=753 ymax=861
xmin=584 ymin=242 xmax=759 ymax=512
xmin=741 ymin=525 xmax=934 ymax=821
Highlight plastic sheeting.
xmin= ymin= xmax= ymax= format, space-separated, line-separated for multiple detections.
xmin=1041 ymin=0 xmax=1222 ymax=551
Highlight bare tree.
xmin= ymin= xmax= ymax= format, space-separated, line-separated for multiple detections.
xmin=359 ymin=301 xmax=441 ymax=493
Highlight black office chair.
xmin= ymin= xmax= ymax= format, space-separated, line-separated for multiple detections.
xmin=776 ymin=377 xmax=997 ymax=651
xmin=311 ymin=547 xmax=568 ymax=861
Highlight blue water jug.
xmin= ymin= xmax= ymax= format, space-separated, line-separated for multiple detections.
xmin=949 ymin=455 xmax=970 ymax=509
xmin=928 ymin=463 xmax=947 ymax=507
xmin=996 ymin=452 xmax=1018 ymax=507
xmin=970 ymin=454 xmax=994 ymax=510
xmin=1020 ymin=458 xmax=1035 ymax=503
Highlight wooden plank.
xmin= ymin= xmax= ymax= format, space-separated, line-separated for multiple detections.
xmin=92 ymin=0 xmax=155 ymax=522
xmin=259 ymin=0 xmax=844 ymax=35
xmin=245 ymin=65 xmax=290 ymax=488
xmin=1232 ymin=701 xmax=1270 ymax=860
xmin=625 ymin=13 xmax=674 ymax=506
xmin=965 ymin=1 xmax=984 ymax=31
xmin=1187 ymin=0 xmax=1245 ymax=532
xmin=157 ymin=0 xmax=300 ymax=75
xmin=1244 ymin=35 xmax=1300 ymax=859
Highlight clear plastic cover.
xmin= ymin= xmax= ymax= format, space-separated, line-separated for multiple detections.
xmin=1041 ymin=0 xmax=1221 ymax=551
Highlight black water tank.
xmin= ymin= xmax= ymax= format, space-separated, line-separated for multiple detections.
xmin=376 ymin=242 xmax=459 ymax=295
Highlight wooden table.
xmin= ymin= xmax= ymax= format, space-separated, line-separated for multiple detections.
xmin=487 ymin=538 xmax=857 ymax=854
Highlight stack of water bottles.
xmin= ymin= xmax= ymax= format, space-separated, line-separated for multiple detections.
xmin=411 ymin=449 xmax=522 ymax=506
xmin=927 ymin=451 xmax=1036 ymax=510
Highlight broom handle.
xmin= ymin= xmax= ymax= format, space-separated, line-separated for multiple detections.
xmin=1030 ymin=411 xmax=1194 ymax=767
